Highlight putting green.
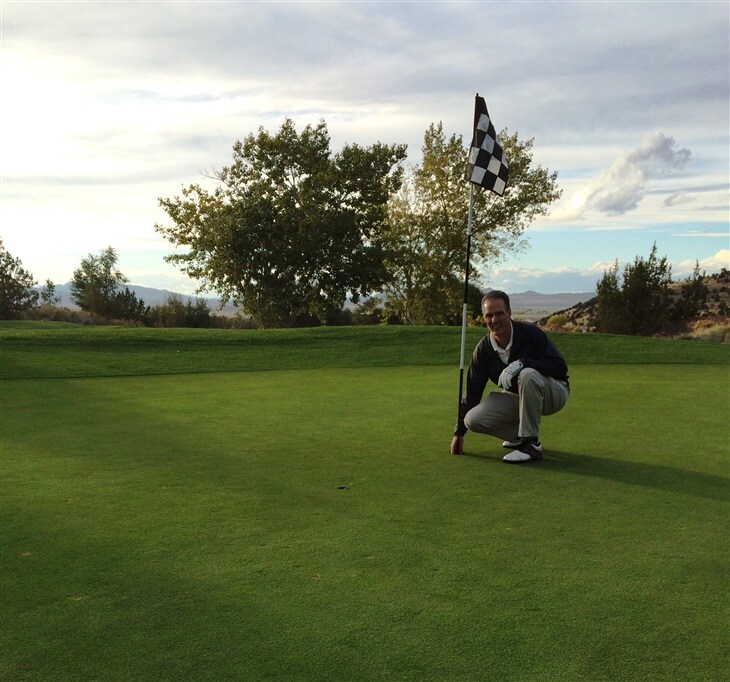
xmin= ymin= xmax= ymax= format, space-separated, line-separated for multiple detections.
xmin=2 ymin=364 xmax=728 ymax=680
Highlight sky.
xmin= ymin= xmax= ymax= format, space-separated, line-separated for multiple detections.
xmin=2 ymin=0 xmax=728 ymax=297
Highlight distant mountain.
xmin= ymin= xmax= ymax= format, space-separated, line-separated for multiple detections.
xmin=37 ymin=282 xmax=229 ymax=311
xmin=502 ymin=290 xmax=595 ymax=317
xmin=39 ymin=283 xmax=595 ymax=318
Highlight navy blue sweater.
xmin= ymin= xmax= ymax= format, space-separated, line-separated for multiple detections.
xmin=454 ymin=321 xmax=569 ymax=436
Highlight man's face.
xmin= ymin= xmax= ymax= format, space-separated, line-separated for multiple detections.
xmin=483 ymin=298 xmax=511 ymax=336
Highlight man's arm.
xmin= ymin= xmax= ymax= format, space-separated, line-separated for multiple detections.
xmin=518 ymin=326 xmax=569 ymax=382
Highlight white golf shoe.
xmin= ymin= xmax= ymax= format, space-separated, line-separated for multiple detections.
xmin=503 ymin=440 xmax=543 ymax=463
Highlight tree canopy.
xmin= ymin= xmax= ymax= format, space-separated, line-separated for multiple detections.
xmin=594 ymin=243 xmax=691 ymax=335
xmin=156 ymin=119 xmax=407 ymax=327
xmin=382 ymin=123 xmax=561 ymax=325
xmin=71 ymin=247 xmax=147 ymax=321
xmin=40 ymin=280 xmax=60 ymax=306
xmin=0 ymin=238 xmax=39 ymax=319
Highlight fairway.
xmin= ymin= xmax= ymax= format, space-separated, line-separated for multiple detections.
xmin=1 ymin=326 xmax=729 ymax=680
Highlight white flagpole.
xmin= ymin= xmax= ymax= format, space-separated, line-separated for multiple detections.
xmin=457 ymin=183 xmax=475 ymax=415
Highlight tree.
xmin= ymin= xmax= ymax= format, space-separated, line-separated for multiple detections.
xmin=0 ymin=239 xmax=39 ymax=319
xmin=382 ymin=123 xmax=561 ymax=324
xmin=71 ymin=246 xmax=126 ymax=316
xmin=156 ymin=119 xmax=407 ymax=328
xmin=149 ymin=294 xmax=187 ymax=327
xmin=594 ymin=260 xmax=623 ymax=333
xmin=621 ymin=243 xmax=672 ymax=335
xmin=594 ymin=244 xmax=674 ymax=335
xmin=71 ymin=247 xmax=146 ymax=321
xmin=111 ymin=286 xmax=149 ymax=323
xmin=40 ymin=279 xmax=61 ymax=306
xmin=184 ymin=298 xmax=212 ymax=328
xmin=672 ymin=260 xmax=708 ymax=321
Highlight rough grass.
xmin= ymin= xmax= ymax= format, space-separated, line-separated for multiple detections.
xmin=1 ymin=323 xmax=728 ymax=680
xmin=684 ymin=319 xmax=730 ymax=344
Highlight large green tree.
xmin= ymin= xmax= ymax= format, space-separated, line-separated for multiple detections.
xmin=71 ymin=246 xmax=147 ymax=321
xmin=156 ymin=119 xmax=407 ymax=327
xmin=382 ymin=123 xmax=561 ymax=325
xmin=0 ymin=238 xmax=39 ymax=319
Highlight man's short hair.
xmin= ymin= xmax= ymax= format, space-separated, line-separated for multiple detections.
xmin=482 ymin=290 xmax=511 ymax=312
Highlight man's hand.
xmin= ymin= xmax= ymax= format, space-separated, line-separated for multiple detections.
xmin=450 ymin=436 xmax=464 ymax=455
xmin=498 ymin=360 xmax=523 ymax=390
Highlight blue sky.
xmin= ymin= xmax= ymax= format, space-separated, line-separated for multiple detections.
xmin=2 ymin=0 xmax=728 ymax=296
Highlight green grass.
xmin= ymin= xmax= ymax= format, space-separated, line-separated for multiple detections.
xmin=1 ymin=322 xmax=728 ymax=380
xmin=1 ymin=323 xmax=728 ymax=680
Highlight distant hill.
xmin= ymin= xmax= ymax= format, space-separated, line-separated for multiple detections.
xmin=536 ymin=270 xmax=730 ymax=329
xmin=498 ymin=290 xmax=595 ymax=319
xmin=38 ymin=282 xmax=232 ymax=312
xmin=40 ymin=283 xmax=594 ymax=319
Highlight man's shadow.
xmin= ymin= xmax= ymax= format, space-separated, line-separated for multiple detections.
xmin=460 ymin=449 xmax=728 ymax=502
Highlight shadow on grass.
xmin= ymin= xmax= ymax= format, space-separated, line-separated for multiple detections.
xmin=1 ymin=508 xmax=341 ymax=681
xmin=460 ymin=450 xmax=729 ymax=502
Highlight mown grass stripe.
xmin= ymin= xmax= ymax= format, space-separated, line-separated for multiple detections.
xmin=1 ymin=322 xmax=728 ymax=380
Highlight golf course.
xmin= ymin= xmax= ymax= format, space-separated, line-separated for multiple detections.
xmin=1 ymin=322 xmax=728 ymax=681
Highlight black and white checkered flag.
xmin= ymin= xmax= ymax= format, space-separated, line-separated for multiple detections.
xmin=465 ymin=94 xmax=508 ymax=196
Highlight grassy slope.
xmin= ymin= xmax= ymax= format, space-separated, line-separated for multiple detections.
xmin=1 ymin=323 xmax=728 ymax=680
xmin=1 ymin=321 xmax=728 ymax=380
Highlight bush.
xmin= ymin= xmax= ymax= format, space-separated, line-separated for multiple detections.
xmin=209 ymin=313 xmax=256 ymax=329
xmin=21 ymin=305 xmax=97 ymax=324
xmin=325 ymin=307 xmax=353 ymax=326
xmin=546 ymin=313 xmax=569 ymax=329
xmin=685 ymin=319 xmax=730 ymax=343
xmin=148 ymin=295 xmax=212 ymax=328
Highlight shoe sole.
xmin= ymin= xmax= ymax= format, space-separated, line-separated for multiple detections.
xmin=503 ymin=451 xmax=543 ymax=463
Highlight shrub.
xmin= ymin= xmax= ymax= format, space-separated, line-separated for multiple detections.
xmin=682 ymin=318 xmax=730 ymax=343
xmin=21 ymin=305 xmax=96 ymax=324
xmin=148 ymin=295 xmax=212 ymax=328
xmin=546 ymin=313 xmax=569 ymax=329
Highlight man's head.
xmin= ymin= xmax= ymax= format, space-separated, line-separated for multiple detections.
xmin=482 ymin=290 xmax=512 ymax=339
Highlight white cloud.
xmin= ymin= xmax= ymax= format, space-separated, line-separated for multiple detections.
xmin=664 ymin=191 xmax=694 ymax=207
xmin=677 ymin=230 xmax=729 ymax=238
xmin=486 ymin=251 xmax=729 ymax=295
xmin=552 ymin=133 xmax=692 ymax=220
xmin=675 ymin=249 xmax=730 ymax=277
xmin=2 ymin=1 xmax=728 ymax=293
xmin=485 ymin=264 xmax=606 ymax=294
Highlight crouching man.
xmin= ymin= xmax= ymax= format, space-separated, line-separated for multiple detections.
xmin=450 ymin=290 xmax=570 ymax=463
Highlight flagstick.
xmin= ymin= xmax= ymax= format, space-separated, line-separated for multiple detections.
xmin=456 ymin=92 xmax=506 ymax=440
xmin=457 ymin=183 xmax=475 ymax=422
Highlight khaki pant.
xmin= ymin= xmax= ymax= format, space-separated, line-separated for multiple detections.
xmin=464 ymin=368 xmax=569 ymax=442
